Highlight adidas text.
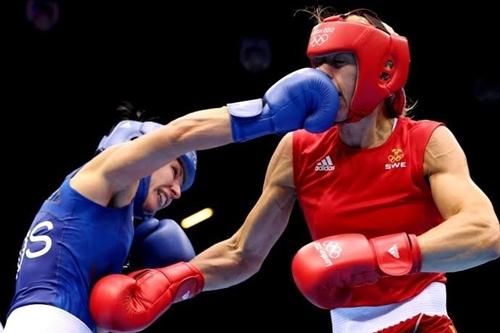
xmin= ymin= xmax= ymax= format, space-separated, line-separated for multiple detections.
xmin=315 ymin=165 xmax=335 ymax=171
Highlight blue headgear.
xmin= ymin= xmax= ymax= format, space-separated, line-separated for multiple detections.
xmin=97 ymin=120 xmax=197 ymax=217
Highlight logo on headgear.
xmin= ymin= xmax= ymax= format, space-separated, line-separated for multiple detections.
xmin=310 ymin=33 xmax=329 ymax=47
xmin=310 ymin=26 xmax=334 ymax=47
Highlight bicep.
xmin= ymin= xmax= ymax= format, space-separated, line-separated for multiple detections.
xmin=430 ymin=169 xmax=493 ymax=220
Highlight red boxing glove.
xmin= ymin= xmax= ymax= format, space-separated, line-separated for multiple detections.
xmin=90 ymin=262 xmax=204 ymax=332
xmin=291 ymin=233 xmax=421 ymax=309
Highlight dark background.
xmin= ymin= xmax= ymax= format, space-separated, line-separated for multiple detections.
xmin=2 ymin=0 xmax=499 ymax=332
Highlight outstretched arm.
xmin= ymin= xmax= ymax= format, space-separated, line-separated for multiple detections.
xmin=104 ymin=68 xmax=337 ymax=188
xmin=418 ymin=126 xmax=500 ymax=272
xmin=191 ymin=133 xmax=296 ymax=290
xmin=73 ymin=68 xmax=338 ymax=205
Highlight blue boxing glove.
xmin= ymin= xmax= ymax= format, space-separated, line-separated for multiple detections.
xmin=130 ymin=218 xmax=195 ymax=269
xmin=228 ymin=68 xmax=339 ymax=142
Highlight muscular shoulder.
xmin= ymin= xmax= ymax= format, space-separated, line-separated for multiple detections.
xmin=70 ymin=145 xmax=137 ymax=207
xmin=424 ymin=126 xmax=468 ymax=177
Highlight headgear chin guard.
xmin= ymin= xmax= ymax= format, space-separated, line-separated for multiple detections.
xmin=306 ymin=12 xmax=410 ymax=122
xmin=97 ymin=120 xmax=197 ymax=217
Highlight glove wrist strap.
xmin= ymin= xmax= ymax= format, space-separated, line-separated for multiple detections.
xmin=227 ymin=98 xmax=263 ymax=117
xmin=370 ymin=232 xmax=422 ymax=276
xmin=158 ymin=262 xmax=205 ymax=302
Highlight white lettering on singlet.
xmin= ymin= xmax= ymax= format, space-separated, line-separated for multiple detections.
xmin=26 ymin=221 xmax=54 ymax=258
xmin=385 ymin=161 xmax=407 ymax=170
xmin=16 ymin=220 xmax=54 ymax=279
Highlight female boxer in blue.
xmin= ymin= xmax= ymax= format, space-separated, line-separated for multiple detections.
xmin=5 ymin=66 xmax=339 ymax=333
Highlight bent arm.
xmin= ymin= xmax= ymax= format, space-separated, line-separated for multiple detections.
xmin=190 ymin=134 xmax=296 ymax=290
xmin=419 ymin=126 xmax=500 ymax=272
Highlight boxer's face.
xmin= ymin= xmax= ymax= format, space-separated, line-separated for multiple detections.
xmin=143 ymin=159 xmax=184 ymax=214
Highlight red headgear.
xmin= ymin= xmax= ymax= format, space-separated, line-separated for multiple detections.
xmin=307 ymin=14 xmax=410 ymax=122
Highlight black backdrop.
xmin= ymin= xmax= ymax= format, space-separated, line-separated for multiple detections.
xmin=2 ymin=0 xmax=499 ymax=332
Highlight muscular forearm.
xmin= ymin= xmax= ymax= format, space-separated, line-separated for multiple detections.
xmin=419 ymin=211 xmax=500 ymax=272
xmin=165 ymin=107 xmax=234 ymax=152
xmin=190 ymin=237 xmax=261 ymax=291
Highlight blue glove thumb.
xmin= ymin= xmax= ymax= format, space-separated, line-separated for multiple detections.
xmin=228 ymin=68 xmax=339 ymax=142
xmin=300 ymin=70 xmax=339 ymax=133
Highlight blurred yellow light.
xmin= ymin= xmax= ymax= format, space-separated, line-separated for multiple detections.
xmin=181 ymin=208 xmax=214 ymax=229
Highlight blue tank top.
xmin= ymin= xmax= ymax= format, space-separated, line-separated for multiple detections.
xmin=8 ymin=173 xmax=134 ymax=332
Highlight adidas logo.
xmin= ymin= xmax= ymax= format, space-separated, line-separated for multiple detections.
xmin=315 ymin=155 xmax=335 ymax=171
xmin=388 ymin=244 xmax=400 ymax=259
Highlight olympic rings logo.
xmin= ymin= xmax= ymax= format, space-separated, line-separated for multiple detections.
xmin=310 ymin=33 xmax=329 ymax=47
xmin=388 ymin=148 xmax=404 ymax=163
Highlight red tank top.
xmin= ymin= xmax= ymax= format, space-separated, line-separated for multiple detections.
xmin=293 ymin=116 xmax=446 ymax=307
